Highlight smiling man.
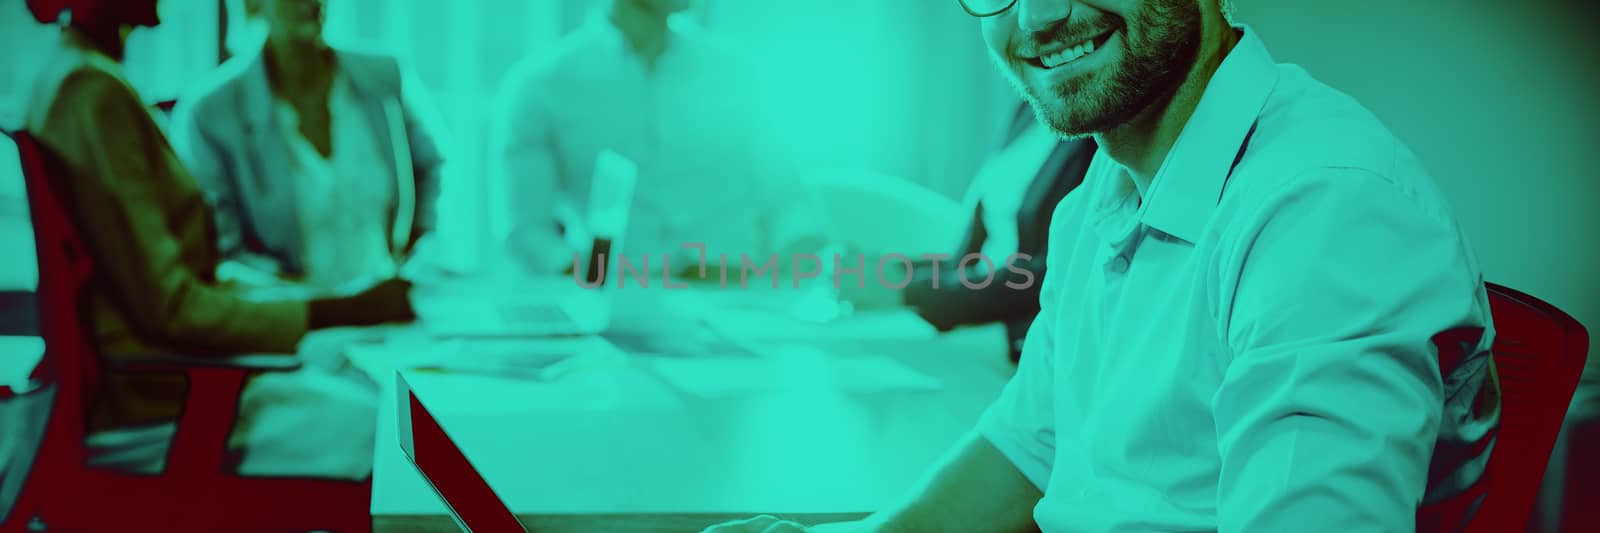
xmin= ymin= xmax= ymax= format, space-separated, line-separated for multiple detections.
xmin=704 ymin=1 xmax=1499 ymax=532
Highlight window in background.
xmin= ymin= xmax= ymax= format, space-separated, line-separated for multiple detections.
xmin=699 ymin=0 xmax=1015 ymax=200
xmin=123 ymin=0 xmax=221 ymax=105
xmin=0 ymin=0 xmax=52 ymax=209
xmin=316 ymin=0 xmax=1009 ymax=269
xmin=1 ymin=5 xmax=48 ymax=130
xmin=2 ymin=0 xmax=1017 ymax=278
xmin=0 ymin=0 xmax=222 ymax=291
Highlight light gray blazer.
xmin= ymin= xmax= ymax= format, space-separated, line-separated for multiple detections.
xmin=171 ymin=47 xmax=445 ymax=277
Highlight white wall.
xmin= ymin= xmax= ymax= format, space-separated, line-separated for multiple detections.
xmin=702 ymin=0 xmax=1015 ymax=200
xmin=1237 ymin=0 xmax=1600 ymax=381
xmin=1 ymin=0 xmax=63 ymax=290
xmin=13 ymin=0 xmax=1586 ymax=353
xmin=1 ymin=0 xmax=1015 ymax=282
xmin=318 ymin=0 xmax=568 ymax=272
xmin=0 ymin=0 xmax=222 ymax=291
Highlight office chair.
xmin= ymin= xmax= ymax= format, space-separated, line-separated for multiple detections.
xmin=1418 ymin=283 xmax=1589 ymax=532
xmin=0 ymin=131 xmax=371 ymax=532
xmin=1561 ymin=391 xmax=1600 ymax=531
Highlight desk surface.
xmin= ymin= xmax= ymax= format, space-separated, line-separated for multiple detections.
xmin=368 ymin=282 xmax=1014 ymax=532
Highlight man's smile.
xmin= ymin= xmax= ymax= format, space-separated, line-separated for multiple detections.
xmin=1021 ymin=27 xmax=1119 ymax=70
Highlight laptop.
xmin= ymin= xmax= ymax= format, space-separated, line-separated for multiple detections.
xmin=396 ymin=372 xmax=528 ymax=533
xmin=423 ymin=150 xmax=638 ymax=337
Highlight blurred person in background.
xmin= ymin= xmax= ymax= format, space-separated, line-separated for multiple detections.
xmin=173 ymin=0 xmax=447 ymax=294
xmin=494 ymin=0 xmax=820 ymax=276
xmin=24 ymin=0 xmax=413 ymax=479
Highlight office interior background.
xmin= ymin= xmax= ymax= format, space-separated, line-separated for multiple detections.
xmin=4 ymin=0 xmax=1593 ymax=375
xmin=0 ymin=0 xmax=1596 ymax=523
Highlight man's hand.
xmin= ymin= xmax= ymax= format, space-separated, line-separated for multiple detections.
xmin=701 ymin=515 xmax=873 ymax=533
xmin=700 ymin=515 xmax=808 ymax=533
xmin=507 ymin=224 xmax=577 ymax=275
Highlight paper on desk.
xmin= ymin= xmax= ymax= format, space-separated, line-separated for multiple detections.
xmin=346 ymin=336 xmax=625 ymax=385
xmin=705 ymin=308 xmax=937 ymax=342
xmin=397 ymin=353 xmax=682 ymax=414
xmin=651 ymin=346 xmax=941 ymax=398
xmin=603 ymin=328 xmax=762 ymax=359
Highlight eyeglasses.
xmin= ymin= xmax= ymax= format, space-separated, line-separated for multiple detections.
xmin=958 ymin=0 xmax=1018 ymax=17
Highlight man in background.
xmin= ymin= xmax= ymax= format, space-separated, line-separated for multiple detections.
xmin=493 ymin=0 xmax=817 ymax=276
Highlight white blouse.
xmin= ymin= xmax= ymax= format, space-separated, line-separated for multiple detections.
xmin=275 ymin=74 xmax=396 ymax=292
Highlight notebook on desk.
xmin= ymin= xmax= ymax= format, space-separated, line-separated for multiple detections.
xmin=348 ymin=336 xmax=627 ymax=386
xmin=396 ymin=372 xmax=528 ymax=533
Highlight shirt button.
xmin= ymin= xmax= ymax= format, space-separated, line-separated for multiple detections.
xmin=1108 ymin=255 xmax=1130 ymax=274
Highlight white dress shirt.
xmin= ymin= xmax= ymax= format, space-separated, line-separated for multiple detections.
xmin=495 ymin=10 xmax=808 ymax=272
xmin=979 ymin=27 xmax=1499 ymax=532
xmin=276 ymin=74 xmax=397 ymax=291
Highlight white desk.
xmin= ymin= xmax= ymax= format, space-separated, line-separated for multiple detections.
xmin=367 ymin=283 xmax=1013 ymax=532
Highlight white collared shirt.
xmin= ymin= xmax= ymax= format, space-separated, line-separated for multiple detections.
xmin=495 ymin=10 xmax=804 ymax=269
xmin=979 ymin=28 xmax=1498 ymax=532
xmin=276 ymin=73 xmax=397 ymax=291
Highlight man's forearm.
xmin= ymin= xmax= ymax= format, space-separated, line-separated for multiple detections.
xmin=903 ymin=261 xmax=1045 ymax=332
xmin=867 ymin=432 xmax=1041 ymax=533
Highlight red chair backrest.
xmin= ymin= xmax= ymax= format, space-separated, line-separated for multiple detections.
xmin=1467 ymin=283 xmax=1590 ymax=532
xmin=12 ymin=132 xmax=98 ymax=465
xmin=8 ymin=130 xmax=373 ymax=533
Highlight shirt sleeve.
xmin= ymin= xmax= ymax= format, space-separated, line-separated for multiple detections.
xmin=47 ymin=70 xmax=307 ymax=354
xmin=976 ymin=223 xmax=1062 ymax=490
xmin=395 ymin=57 xmax=448 ymax=236
xmin=1212 ymin=168 xmax=1493 ymax=532
xmin=168 ymin=93 xmax=284 ymax=275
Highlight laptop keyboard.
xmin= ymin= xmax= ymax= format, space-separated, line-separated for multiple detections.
xmin=497 ymin=303 xmax=576 ymax=326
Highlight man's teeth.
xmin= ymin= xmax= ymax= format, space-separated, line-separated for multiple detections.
xmin=1041 ymin=38 xmax=1098 ymax=68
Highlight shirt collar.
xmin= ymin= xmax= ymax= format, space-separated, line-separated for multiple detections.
xmin=585 ymin=5 xmax=698 ymax=68
xmin=586 ymin=7 xmax=629 ymax=63
xmin=1138 ymin=26 xmax=1279 ymax=244
xmin=240 ymin=47 xmax=373 ymax=131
